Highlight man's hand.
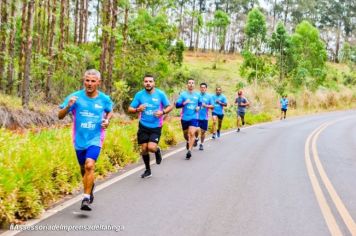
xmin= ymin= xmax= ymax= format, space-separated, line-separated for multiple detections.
xmin=154 ymin=110 xmax=164 ymax=117
xmin=136 ymin=104 xmax=146 ymax=112
xmin=101 ymin=119 xmax=109 ymax=129
xmin=183 ymin=99 xmax=191 ymax=105
xmin=67 ymin=96 xmax=78 ymax=108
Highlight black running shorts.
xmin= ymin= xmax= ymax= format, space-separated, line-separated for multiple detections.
xmin=137 ymin=123 xmax=162 ymax=144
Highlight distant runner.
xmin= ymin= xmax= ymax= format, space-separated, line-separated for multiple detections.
xmin=175 ymin=79 xmax=201 ymax=159
xmin=128 ymin=74 xmax=172 ymax=178
xmin=235 ymin=90 xmax=249 ymax=132
xmin=211 ymin=87 xmax=227 ymax=138
xmin=280 ymin=95 xmax=289 ymax=120
xmin=58 ymin=69 xmax=113 ymax=211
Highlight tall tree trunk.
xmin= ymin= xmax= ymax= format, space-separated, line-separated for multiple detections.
xmin=65 ymin=0 xmax=70 ymax=44
xmin=18 ymin=1 xmax=27 ymax=97
xmin=22 ymin=0 xmax=35 ymax=108
xmin=79 ymin=0 xmax=84 ymax=43
xmin=272 ymin=0 xmax=277 ymax=29
xmin=106 ymin=0 xmax=118 ymax=94
xmin=41 ymin=0 xmax=47 ymax=53
xmin=120 ymin=7 xmax=129 ymax=81
xmin=99 ymin=0 xmax=111 ymax=89
xmin=283 ymin=0 xmax=289 ymax=25
xmin=178 ymin=1 xmax=184 ymax=40
xmin=84 ymin=0 xmax=89 ymax=43
xmin=74 ymin=0 xmax=79 ymax=44
xmin=0 ymin=0 xmax=8 ymax=90
xmin=46 ymin=0 xmax=52 ymax=53
xmin=46 ymin=0 xmax=57 ymax=101
xmin=96 ymin=0 xmax=100 ymax=41
xmin=335 ymin=21 xmax=341 ymax=63
xmin=6 ymin=0 xmax=16 ymax=95
xmin=59 ymin=0 xmax=66 ymax=52
xmin=189 ymin=0 xmax=196 ymax=51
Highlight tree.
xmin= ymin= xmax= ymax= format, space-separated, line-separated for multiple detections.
xmin=6 ymin=0 xmax=17 ymax=94
xmin=241 ymin=8 xmax=269 ymax=84
xmin=208 ymin=10 xmax=230 ymax=69
xmin=244 ymin=8 xmax=266 ymax=54
xmin=270 ymin=21 xmax=291 ymax=81
xmin=0 ymin=0 xmax=8 ymax=90
xmin=289 ymin=20 xmax=327 ymax=88
xmin=46 ymin=0 xmax=57 ymax=101
xmin=22 ymin=0 xmax=35 ymax=108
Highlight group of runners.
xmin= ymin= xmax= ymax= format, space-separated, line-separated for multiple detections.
xmin=58 ymin=69 xmax=289 ymax=211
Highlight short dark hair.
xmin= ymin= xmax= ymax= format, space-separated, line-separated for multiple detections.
xmin=143 ymin=74 xmax=155 ymax=80
xmin=187 ymin=78 xmax=194 ymax=83
xmin=200 ymin=82 xmax=207 ymax=87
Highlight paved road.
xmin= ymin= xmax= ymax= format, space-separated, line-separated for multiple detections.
xmin=7 ymin=110 xmax=356 ymax=236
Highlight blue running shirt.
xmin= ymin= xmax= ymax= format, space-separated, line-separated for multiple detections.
xmin=60 ymin=90 xmax=113 ymax=150
xmin=280 ymin=98 xmax=289 ymax=109
xmin=199 ymin=93 xmax=213 ymax=120
xmin=176 ymin=91 xmax=202 ymax=121
xmin=130 ymin=88 xmax=170 ymax=128
xmin=212 ymin=94 xmax=227 ymax=115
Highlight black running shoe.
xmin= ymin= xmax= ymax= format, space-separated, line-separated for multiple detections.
xmin=155 ymin=147 xmax=162 ymax=165
xmin=193 ymin=138 xmax=198 ymax=147
xmin=199 ymin=144 xmax=204 ymax=151
xmin=237 ymin=128 xmax=240 ymax=132
xmin=141 ymin=169 xmax=152 ymax=178
xmin=89 ymin=183 xmax=95 ymax=204
xmin=80 ymin=198 xmax=91 ymax=211
xmin=186 ymin=151 xmax=192 ymax=160
xmin=217 ymin=130 xmax=221 ymax=138
xmin=186 ymin=142 xmax=189 ymax=150
xmin=212 ymin=133 xmax=216 ymax=139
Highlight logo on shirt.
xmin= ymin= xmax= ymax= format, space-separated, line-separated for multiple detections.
xmin=94 ymin=104 xmax=103 ymax=109
xmin=152 ymin=98 xmax=159 ymax=102
xmin=80 ymin=122 xmax=96 ymax=129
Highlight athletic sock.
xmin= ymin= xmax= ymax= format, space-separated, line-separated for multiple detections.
xmin=142 ymin=154 xmax=150 ymax=170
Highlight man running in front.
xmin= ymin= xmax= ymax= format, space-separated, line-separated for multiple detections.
xmin=195 ymin=82 xmax=214 ymax=150
xmin=235 ymin=90 xmax=249 ymax=132
xmin=58 ymin=69 xmax=113 ymax=211
xmin=128 ymin=74 xmax=172 ymax=178
xmin=211 ymin=86 xmax=227 ymax=138
xmin=175 ymin=79 xmax=201 ymax=159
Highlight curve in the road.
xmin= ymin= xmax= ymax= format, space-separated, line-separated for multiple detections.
xmin=305 ymin=117 xmax=356 ymax=236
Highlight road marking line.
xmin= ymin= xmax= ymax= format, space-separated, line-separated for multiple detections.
xmin=312 ymin=121 xmax=356 ymax=235
xmin=305 ymin=122 xmax=342 ymax=236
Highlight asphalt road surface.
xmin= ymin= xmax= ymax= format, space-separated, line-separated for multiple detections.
xmin=5 ymin=110 xmax=356 ymax=236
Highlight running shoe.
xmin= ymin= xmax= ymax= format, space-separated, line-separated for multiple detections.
xmin=217 ymin=130 xmax=221 ymax=138
xmin=141 ymin=169 xmax=152 ymax=178
xmin=199 ymin=144 xmax=204 ymax=150
xmin=80 ymin=198 xmax=91 ymax=211
xmin=89 ymin=183 xmax=95 ymax=204
xmin=186 ymin=151 xmax=192 ymax=160
xmin=193 ymin=138 xmax=198 ymax=147
xmin=155 ymin=147 xmax=162 ymax=165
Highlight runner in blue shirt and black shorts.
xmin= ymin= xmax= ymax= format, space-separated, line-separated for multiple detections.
xmin=129 ymin=74 xmax=173 ymax=178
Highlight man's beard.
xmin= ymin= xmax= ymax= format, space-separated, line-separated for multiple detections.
xmin=145 ymin=86 xmax=153 ymax=91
